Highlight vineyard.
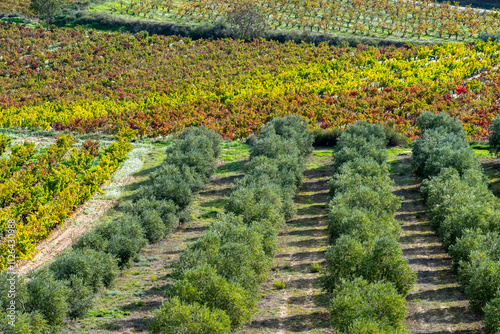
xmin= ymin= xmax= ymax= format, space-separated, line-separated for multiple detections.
xmin=1 ymin=0 xmax=500 ymax=332
xmin=98 ymin=0 xmax=500 ymax=41
xmin=1 ymin=23 xmax=500 ymax=140
xmin=0 ymin=134 xmax=132 ymax=270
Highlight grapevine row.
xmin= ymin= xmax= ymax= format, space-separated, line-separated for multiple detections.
xmin=1 ymin=24 xmax=500 ymax=140
xmin=0 ymin=136 xmax=132 ymax=270
xmin=321 ymin=121 xmax=415 ymax=332
xmin=106 ymin=0 xmax=500 ymax=41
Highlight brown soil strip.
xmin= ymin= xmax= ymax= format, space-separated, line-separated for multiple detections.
xmin=391 ymin=153 xmax=484 ymax=334
xmin=239 ymin=151 xmax=332 ymax=334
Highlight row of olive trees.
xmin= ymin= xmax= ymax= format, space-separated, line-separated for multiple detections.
xmin=322 ymin=121 xmax=415 ymax=332
xmin=413 ymin=112 xmax=500 ymax=334
xmin=0 ymin=127 xmax=222 ymax=332
xmin=150 ymin=115 xmax=314 ymax=333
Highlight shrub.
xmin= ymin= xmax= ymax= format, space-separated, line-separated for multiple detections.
xmin=250 ymin=135 xmax=301 ymax=161
xmin=0 ymin=311 xmax=51 ymax=334
xmin=384 ymin=125 xmax=408 ymax=147
xmin=366 ymin=236 xmax=416 ymax=296
xmin=416 ymin=111 xmax=465 ymax=137
xmin=329 ymin=278 xmax=407 ymax=333
xmin=125 ymin=197 xmax=179 ymax=242
xmin=322 ymin=235 xmax=415 ymax=295
xmin=459 ymin=251 xmax=500 ymax=312
xmin=340 ymin=121 xmax=387 ymax=145
xmin=26 ymin=269 xmax=69 ymax=326
xmin=49 ymin=248 xmax=120 ymax=292
xmin=172 ymin=231 xmax=221 ymax=276
xmin=437 ymin=200 xmax=500 ymax=249
xmin=484 ymin=296 xmax=500 ymax=334
xmin=449 ymin=230 xmax=500 ymax=270
xmin=329 ymin=157 xmax=393 ymax=196
xmin=175 ymin=126 xmax=222 ymax=159
xmin=412 ymin=129 xmax=480 ymax=178
xmin=225 ymin=0 xmax=268 ymax=40
xmin=310 ymin=127 xmax=343 ymax=146
xmin=66 ymin=275 xmax=94 ymax=319
xmin=322 ymin=235 xmax=366 ymax=292
xmin=489 ymin=114 xmax=500 ymax=156
xmin=0 ymin=271 xmax=27 ymax=313
xmin=329 ymin=185 xmax=401 ymax=217
xmin=170 ymin=265 xmax=254 ymax=329
xmin=328 ymin=206 xmax=401 ymax=242
xmin=258 ymin=115 xmax=314 ymax=157
xmin=333 ymin=142 xmax=387 ymax=170
xmin=149 ymin=297 xmax=231 ymax=334
xmin=144 ymin=164 xmax=197 ymax=207
xmin=93 ymin=215 xmax=148 ymax=267
xmin=225 ymin=181 xmax=285 ymax=226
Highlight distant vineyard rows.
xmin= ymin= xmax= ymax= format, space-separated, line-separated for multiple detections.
xmin=1 ymin=24 xmax=500 ymax=140
xmin=109 ymin=0 xmax=500 ymax=40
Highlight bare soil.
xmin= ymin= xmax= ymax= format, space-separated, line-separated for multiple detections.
xmin=390 ymin=152 xmax=484 ymax=334
xmin=239 ymin=150 xmax=333 ymax=334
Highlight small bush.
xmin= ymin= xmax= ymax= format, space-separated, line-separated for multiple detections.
xmin=329 ymin=278 xmax=407 ymax=332
xmin=310 ymin=263 xmax=322 ymax=273
xmin=125 ymin=197 xmax=179 ymax=242
xmin=328 ymin=206 xmax=401 ymax=242
xmin=450 ymin=230 xmax=500 ymax=270
xmin=26 ymin=269 xmax=69 ymax=326
xmin=412 ymin=129 xmax=480 ymax=178
xmin=329 ymin=185 xmax=401 ymax=217
xmin=0 ymin=271 xmax=27 ymax=313
xmin=322 ymin=235 xmax=366 ymax=292
xmin=49 ymin=248 xmax=120 ymax=292
xmin=66 ymin=275 xmax=94 ymax=319
xmin=489 ymin=114 xmax=500 ymax=156
xmin=149 ymin=297 xmax=231 ymax=334
xmin=93 ymin=215 xmax=148 ymax=268
xmin=0 ymin=311 xmax=51 ymax=334
xmin=416 ymin=112 xmax=465 ymax=137
xmin=484 ymin=296 xmax=500 ymax=334
xmin=258 ymin=115 xmax=313 ymax=157
xmin=384 ymin=125 xmax=408 ymax=147
xmin=459 ymin=251 xmax=500 ymax=312
xmin=310 ymin=127 xmax=343 ymax=146
xmin=225 ymin=181 xmax=285 ymax=226
xmin=274 ymin=279 xmax=286 ymax=289
xmin=170 ymin=265 xmax=254 ymax=329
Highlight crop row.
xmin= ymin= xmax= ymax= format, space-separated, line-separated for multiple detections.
xmin=0 ymin=126 xmax=221 ymax=332
xmin=412 ymin=112 xmax=500 ymax=333
xmin=1 ymin=24 xmax=500 ymax=139
xmin=321 ymin=121 xmax=415 ymax=332
xmin=110 ymin=0 xmax=500 ymax=41
xmin=0 ymin=135 xmax=132 ymax=270
xmin=149 ymin=115 xmax=313 ymax=333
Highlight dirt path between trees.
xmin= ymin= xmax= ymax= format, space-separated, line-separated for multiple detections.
xmin=239 ymin=150 xmax=333 ymax=334
xmin=391 ymin=152 xmax=484 ymax=334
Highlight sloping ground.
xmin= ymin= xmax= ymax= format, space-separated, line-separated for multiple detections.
xmin=15 ymin=144 xmax=153 ymax=276
xmin=239 ymin=149 xmax=333 ymax=334
xmin=390 ymin=151 xmax=484 ymax=334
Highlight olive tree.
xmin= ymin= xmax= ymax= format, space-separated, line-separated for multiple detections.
xmin=30 ymin=0 xmax=67 ymax=26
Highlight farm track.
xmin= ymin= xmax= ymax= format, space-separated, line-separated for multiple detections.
xmin=391 ymin=152 xmax=484 ymax=334
xmin=239 ymin=150 xmax=333 ymax=334
xmin=67 ymin=166 xmax=242 ymax=333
